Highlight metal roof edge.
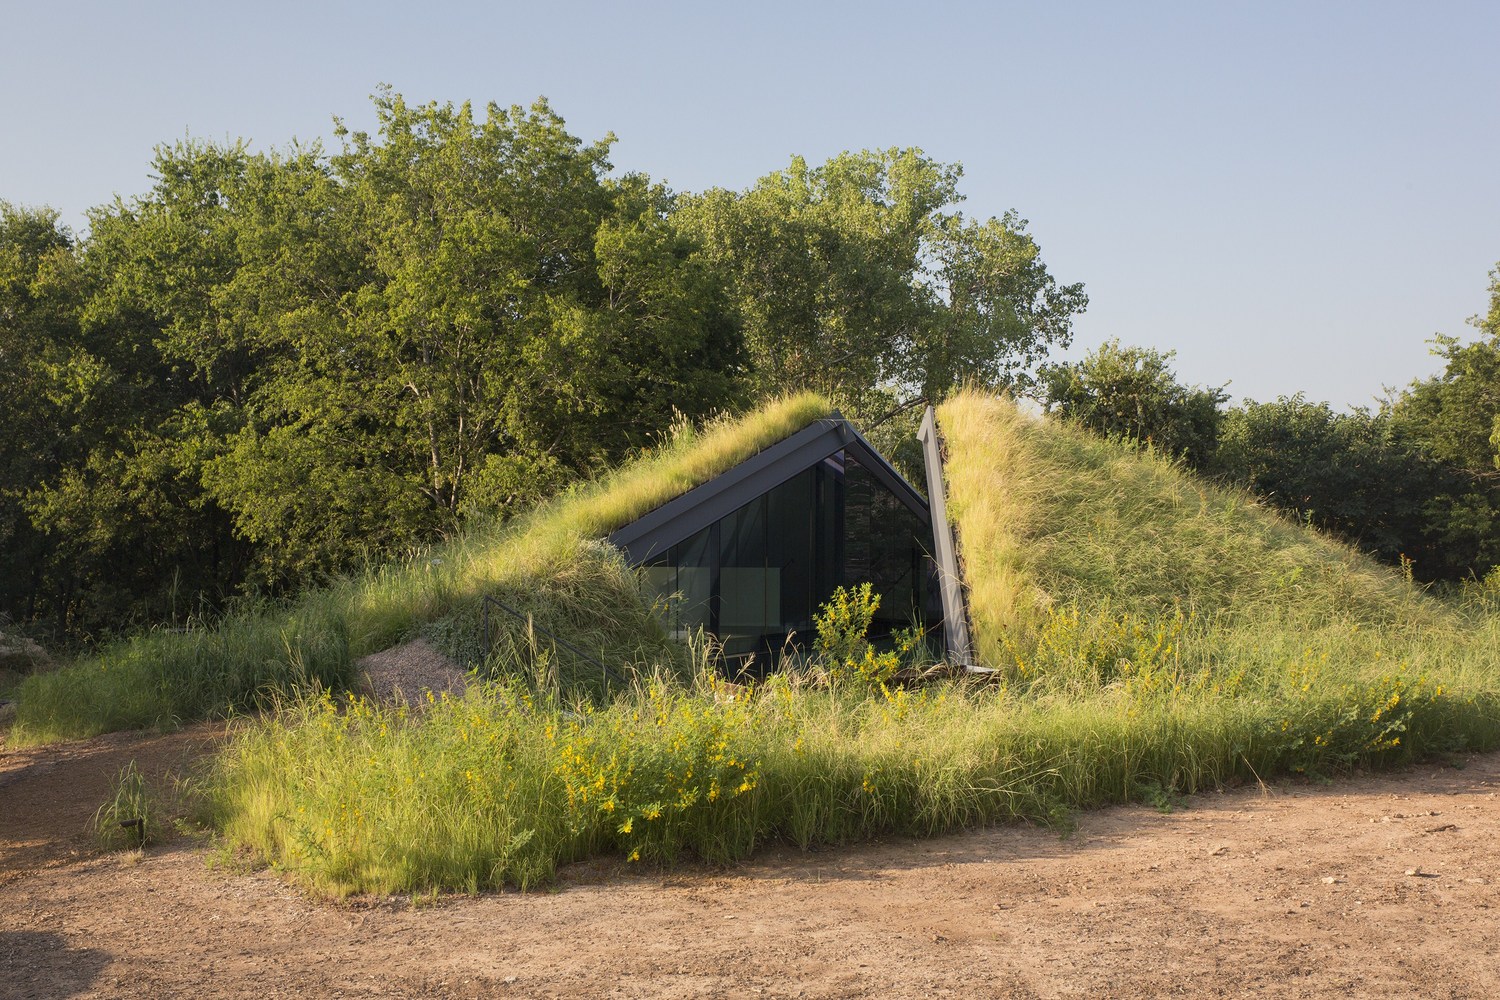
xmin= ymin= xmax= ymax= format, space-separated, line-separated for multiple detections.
xmin=608 ymin=414 xmax=929 ymax=563
xmin=918 ymin=405 xmax=976 ymax=667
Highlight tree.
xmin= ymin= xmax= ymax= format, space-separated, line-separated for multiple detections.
xmin=1039 ymin=340 xmax=1228 ymax=467
xmin=55 ymin=93 xmax=745 ymax=592
xmin=1394 ymin=263 xmax=1500 ymax=477
xmin=0 ymin=204 xmax=86 ymax=625
xmin=1213 ymin=396 xmax=1459 ymax=573
xmin=1385 ymin=262 xmax=1500 ymax=578
xmin=20 ymin=145 xmax=269 ymax=633
xmin=310 ymin=92 xmax=742 ymax=529
xmin=676 ymin=149 xmax=1085 ymax=417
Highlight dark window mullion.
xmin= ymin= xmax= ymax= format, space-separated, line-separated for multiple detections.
xmin=709 ymin=519 xmax=721 ymax=636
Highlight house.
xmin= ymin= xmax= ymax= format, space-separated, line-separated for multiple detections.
xmin=607 ymin=410 xmax=972 ymax=670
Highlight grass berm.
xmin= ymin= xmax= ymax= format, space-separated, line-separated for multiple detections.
xmin=21 ymin=391 xmax=1500 ymax=895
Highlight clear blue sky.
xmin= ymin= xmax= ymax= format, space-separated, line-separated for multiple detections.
xmin=5 ymin=0 xmax=1497 ymax=408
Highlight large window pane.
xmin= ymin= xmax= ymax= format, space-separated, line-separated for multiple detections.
xmin=767 ymin=468 xmax=816 ymax=637
xmin=843 ymin=453 xmax=926 ymax=638
xmin=640 ymin=446 xmax=936 ymax=667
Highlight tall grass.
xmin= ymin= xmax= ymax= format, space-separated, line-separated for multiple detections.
xmin=12 ymin=395 xmax=835 ymax=745
xmin=935 ymin=390 xmax=1450 ymax=667
xmin=212 ymin=638 xmax=1500 ymax=897
xmin=205 ymin=389 xmax=1500 ymax=896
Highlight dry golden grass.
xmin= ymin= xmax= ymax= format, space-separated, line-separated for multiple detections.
xmin=935 ymin=389 xmax=1450 ymax=668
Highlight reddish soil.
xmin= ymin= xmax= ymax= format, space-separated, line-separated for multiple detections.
xmin=4 ymin=725 xmax=1500 ymax=999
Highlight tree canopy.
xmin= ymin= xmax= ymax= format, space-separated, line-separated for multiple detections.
xmin=1213 ymin=396 xmax=1460 ymax=573
xmin=677 ymin=148 xmax=1087 ymax=416
xmin=1384 ymin=264 xmax=1500 ymax=577
xmin=0 ymin=92 xmax=1086 ymax=643
xmin=1039 ymin=340 xmax=1228 ymax=468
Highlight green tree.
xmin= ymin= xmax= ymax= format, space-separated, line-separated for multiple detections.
xmin=677 ymin=149 xmax=1085 ymax=416
xmin=1386 ymin=263 xmax=1500 ymax=578
xmin=307 ymin=92 xmax=741 ymax=533
xmin=2 ymin=183 xmax=254 ymax=637
xmin=1214 ymin=396 xmax=1460 ymax=573
xmin=60 ymin=93 xmax=744 ymax=592
xmin=1395 ymin=264 xmax=1500 ymax=476
xmin=1039 ymin=340 xmax=1228 ymax=467
xmin=44 ymin=139 xmax=268 ymax=615
xmin=0 ymin=204 xmax=87 ymax=625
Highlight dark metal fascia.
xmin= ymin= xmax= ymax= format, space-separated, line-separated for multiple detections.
xmin=609 ymin=419 xmax=849 ymax=563
xmin=918 ymin=405 xmax=975 ymax=667
xmin=607 ymin=416 xmax=930 ymax=564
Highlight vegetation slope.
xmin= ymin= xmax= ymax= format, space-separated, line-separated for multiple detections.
xmin=938 ymin=389 xmax=1457 ymax=667
xmin=21 ymin=390 xmax=1500 ymax=897
xmin=11 ymin=394 xmax=835 ymax=745
xmin=192 ymin=392 xmax=1500 ymax=897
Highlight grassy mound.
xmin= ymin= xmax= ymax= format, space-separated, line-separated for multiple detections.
xmin=202 ymin=390 xmax=1500 ymax=897
xmin=12 ymin=395 xmax=835 ymax=746
xmin=936 ymin=390 xmax=1447 ymax=661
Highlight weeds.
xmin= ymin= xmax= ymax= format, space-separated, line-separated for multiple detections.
xmin=93 ymin=760 xmax=159 ymax=850
xmin=812 ymin=584 xmax=917 ymax=686
xmin=208 ymin=637 xmax=1500 ymax=897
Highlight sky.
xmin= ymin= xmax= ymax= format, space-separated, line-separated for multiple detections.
xmin=4 ymin=0 xmax=1497 ymax=409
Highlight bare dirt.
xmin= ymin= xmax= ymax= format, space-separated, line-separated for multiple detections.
xmin=4 ymin=724 xmax=1500 ymax=999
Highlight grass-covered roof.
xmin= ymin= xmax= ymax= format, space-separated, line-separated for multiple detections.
xmin=935 ymin=390 xmax=1453 ymax=669
xmin=14 ymin=395 xmax=835 ymax=745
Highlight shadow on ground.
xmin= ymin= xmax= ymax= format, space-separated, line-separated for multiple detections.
xmin=0 ymin=931 xmax=111 ymax=999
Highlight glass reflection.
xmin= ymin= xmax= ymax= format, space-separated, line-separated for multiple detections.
xmin=640 ymin=452 xmax=933 ymax=671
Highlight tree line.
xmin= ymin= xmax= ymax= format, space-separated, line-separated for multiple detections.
xmin=1039 ymin=278 xmax=1500 ymax=585
xmin=1 ymin=91 xmax=1086 ymax=643
xmin=6 ymin=90 xmax=1494 ymax=644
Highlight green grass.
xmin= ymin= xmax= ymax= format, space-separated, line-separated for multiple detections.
xmin=934 ymin=389 xmax=1453 ymax=664
xmin=209 ymin=646 xmax=1500 ymax=896
xmin=1 ymin=667 xmax=25 ymax=702
xmin=92 ymin=760 xmax=162 ymax=850
xmin=12 ymin=394 xmax=836 ymax=746
xmin=931 ymin=389 xmax=1500 ymax=743
xmin=203 ymin=390 xmax=1500 ymax=897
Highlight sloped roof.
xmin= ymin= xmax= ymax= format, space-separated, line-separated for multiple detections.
xmin=607 ymin=414 xmax=929 ymax=564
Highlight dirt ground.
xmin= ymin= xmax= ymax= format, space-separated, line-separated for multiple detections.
xmin=4 ymin=726 xmax=1500 ymax=1000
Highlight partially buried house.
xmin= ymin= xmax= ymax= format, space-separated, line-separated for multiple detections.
xmin=606 ymin=410 xmax=972 ymax=672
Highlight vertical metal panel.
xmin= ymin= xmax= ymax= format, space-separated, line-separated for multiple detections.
xmin=918 ymin=406 xmax=975 ymax=667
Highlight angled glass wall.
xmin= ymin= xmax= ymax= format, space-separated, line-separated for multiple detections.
xmin=641 ymin=452 xmax=936 ymax=670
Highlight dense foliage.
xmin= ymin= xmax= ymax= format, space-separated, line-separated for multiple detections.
xmin=1038 ymin=273 xmax=1500 ymax=584
xmin=1039 ymin=340 xmax=1228 ymax=468
xmin=677 ymin=150 xmax=1086 ymax=414
xmin=1213 ymin=398 xmax=1462 ymax=573
xmin=1 ymin=92 xmax=1083 ymax=643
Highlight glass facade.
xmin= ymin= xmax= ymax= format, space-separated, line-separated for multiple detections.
xmin=641 ymin=451 xmax=936 ymax=670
